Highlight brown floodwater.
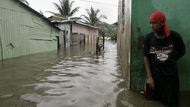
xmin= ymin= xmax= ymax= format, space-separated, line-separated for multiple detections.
xmin=0 ymin=41 xmax=125 ymax=107
xmin=0 ymin=41 xmax=189 ymax=107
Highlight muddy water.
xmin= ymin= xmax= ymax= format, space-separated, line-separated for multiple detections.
xmin=0 ymin=41 xmax=189 ymax=107
xmin=0 ymin=41 xmax=126 ymax=107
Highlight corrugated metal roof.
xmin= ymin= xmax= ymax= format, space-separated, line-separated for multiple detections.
xmin=52 ymin=20 xmax=99 ymax=29
xmin=14 ymin=0 xmax=60 ymax=31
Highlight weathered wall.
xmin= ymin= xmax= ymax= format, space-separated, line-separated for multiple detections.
xmin=72 ymin=23 xmax=98 ymax=45
xmin=57 ymin=23 xmax=71 ymax=47
xmin=0 ymin=0 xmax=59 ymax=60
xmin=72 ymin=23 xmax=98 ymax=36
xmin=117 ymin=0 xmax=132 ymax=89
xmin=118 ymin=0 xmax=190 ymax=91
xmin=130 ymin=0 xmax=153 ymax=91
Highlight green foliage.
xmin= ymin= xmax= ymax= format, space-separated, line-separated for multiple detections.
xmin=98 ymin=22 xmax=118 ymax=41
xmin=48 ymin=0 xmax=80 ymax=19
xmin=80 ymin=7 xmax=117 ymax=40
xmin=81 ymin=7 xmax=107 ymax=26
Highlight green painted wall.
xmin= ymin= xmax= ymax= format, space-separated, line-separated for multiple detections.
xmin=0 ymin=0 xmax=59 ymax=60
xmin=118 ymin=0 xmax=190 ymax=91
xmin=130 ymin=0 xmax=190 ymax=91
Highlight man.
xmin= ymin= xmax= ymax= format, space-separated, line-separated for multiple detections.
xmin=143 ymin=11 xmax=185 ymax=106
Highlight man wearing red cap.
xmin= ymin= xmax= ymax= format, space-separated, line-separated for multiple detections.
xmin=143 ymin=11 xmax=185 ymax=106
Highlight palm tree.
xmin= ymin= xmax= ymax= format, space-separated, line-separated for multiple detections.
xmin=81 ymin=7 xmax=107 ymax=26
xmin=48 ymin=0 xmax=80 ymax=19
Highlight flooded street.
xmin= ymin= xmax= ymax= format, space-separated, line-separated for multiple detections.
xmin=0 ymin=41 xmax=189 ymax=107
xmin=0 ymin=41 xmax=126 ymax=107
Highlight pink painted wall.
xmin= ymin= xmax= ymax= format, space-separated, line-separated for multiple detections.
xmin=72 ymin=23 xmax=98 ymax=45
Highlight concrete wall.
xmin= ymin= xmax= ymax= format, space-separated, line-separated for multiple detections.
xmin=117 ymin=0 xmax=132 ymax=89
xmin=72 ymin=23 xmax=98 ymax=45
xmin=57 ymin=22 xmax=98 ymax=47
xmin=118 ymin=0 xmax=190 ymax=91
xmin=0 ymin=0 xmax=59 ymax=60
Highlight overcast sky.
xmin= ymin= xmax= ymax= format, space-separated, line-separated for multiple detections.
xmin=27 ymin=0 xmax=119 ymax=24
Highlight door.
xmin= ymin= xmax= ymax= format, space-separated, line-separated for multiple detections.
xmin=63 ymin=30 xmax=66 ymax=47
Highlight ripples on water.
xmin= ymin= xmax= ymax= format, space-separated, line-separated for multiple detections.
xmin=0 ymin=41 xmax=126 ymax=107
xmin=1 ymin=41 xmax=189 ymax=107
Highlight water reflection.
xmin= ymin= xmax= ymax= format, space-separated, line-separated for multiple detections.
xmin=1 ymin=41 xmax=189 ymax=107
xmin=0 ymin=41 xmax=124 ymax=107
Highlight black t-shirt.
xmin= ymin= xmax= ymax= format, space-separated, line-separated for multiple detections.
xmin=144 ymin=31 xmax=185 ymax=76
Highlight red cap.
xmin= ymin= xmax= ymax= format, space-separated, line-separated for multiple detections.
xmin=150 ymin=11 xmax=170 ymax=37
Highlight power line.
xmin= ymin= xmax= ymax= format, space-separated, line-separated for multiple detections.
xmin=72 ymin=0 xmax=119 ymax=7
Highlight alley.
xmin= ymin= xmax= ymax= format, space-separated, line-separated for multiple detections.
xmin=0 ymin=41 xmax=124 ymax=107
xmin=1 ymin=41 xmax=188 ymax=107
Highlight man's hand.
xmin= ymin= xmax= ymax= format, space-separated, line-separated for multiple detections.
xmin=147 ymin=76 xmax=155 ymax=89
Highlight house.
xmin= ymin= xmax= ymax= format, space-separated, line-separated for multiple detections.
xmin=52 ymin=20 xmax=99 ymax=51
xmin=48 ymin=16 xmax=65 ymax=22
xmin=117 ymin=0 xmax=190 ymax=91
xmin=0 ymin=0 xmax=60 ymax=60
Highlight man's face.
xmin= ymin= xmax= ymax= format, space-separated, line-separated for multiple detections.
xmin=150 ymin=20 xmax=164 ymax=33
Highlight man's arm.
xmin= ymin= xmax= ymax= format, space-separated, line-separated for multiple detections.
xmin=176 ymin=34 xmax=185 ymax=60
xmin=144 ymin=56 xmax=154 ymax=89
xmin=170 ymin=32 xmax=185 ymax=61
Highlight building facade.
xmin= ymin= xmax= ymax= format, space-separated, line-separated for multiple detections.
xmin=0 ymin=0 xmax=60 ymax=60
xmin=54 ymin=21 xmax=99 ymax=53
